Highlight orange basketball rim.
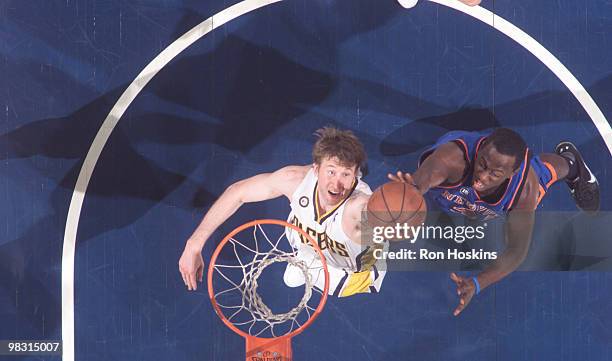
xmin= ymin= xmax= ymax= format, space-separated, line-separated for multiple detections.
xmin=207 ymin=219 xmax=330 ymax=361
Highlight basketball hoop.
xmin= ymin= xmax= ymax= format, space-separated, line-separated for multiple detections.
xmin=208 ymin=219 xmax=329 ymax=361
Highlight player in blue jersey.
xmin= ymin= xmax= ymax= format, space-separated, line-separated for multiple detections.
xmin=389 ymin=128 xmax=600 ymax=316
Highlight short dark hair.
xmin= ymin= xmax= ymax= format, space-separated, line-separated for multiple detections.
xmin=483 ymin=128 xmax=527 ymax=170
xmin=312 ymin=127 xmax=366 ymax=170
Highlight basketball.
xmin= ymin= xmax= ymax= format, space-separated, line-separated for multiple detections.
xmin=367 ymin=182 xmax=427 ymax=226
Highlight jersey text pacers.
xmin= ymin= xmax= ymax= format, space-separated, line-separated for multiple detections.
xmin=289 ymin=215 xmax=349 ymax=257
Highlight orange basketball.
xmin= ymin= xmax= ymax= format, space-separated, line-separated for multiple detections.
xmin=367 ymin=182 xmax=427 ymax=226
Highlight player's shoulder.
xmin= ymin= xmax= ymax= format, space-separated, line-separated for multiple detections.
xmin=344 ymin=190 xmax=370 ymax=218
xmin=435 ymin=141 xmax=467 ymax=161
xmin=348 ymin=191 xmax=370 ymax=206
xmin=425 ymin=141 xmax=468 ymax=178
xmin=271 ymin=165 xmax=311 ymax=198
xmin=274 ymin=165 xmax=311 ymax=181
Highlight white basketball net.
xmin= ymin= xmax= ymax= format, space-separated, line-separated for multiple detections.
xmin=212 ymin=224 xmax=325 ymax=338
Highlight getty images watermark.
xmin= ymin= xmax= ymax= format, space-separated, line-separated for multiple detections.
xmin=370 ymin=222 xmax=498 ymax=261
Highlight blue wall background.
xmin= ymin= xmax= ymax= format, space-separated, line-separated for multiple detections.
xmin=1 ymin=1 xmax=612 ymax=360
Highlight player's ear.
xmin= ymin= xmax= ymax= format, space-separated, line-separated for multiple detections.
xmin=313 ymin=163 xmax=319 ymax=175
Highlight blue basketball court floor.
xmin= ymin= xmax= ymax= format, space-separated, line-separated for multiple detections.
xmin=1 ymin=1 xmax=612 ymax=360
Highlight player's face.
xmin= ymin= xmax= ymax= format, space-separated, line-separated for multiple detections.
xmin=472 ymin=144 xmax=518 ymax=194
xmin=314 ymin=157 xmax=357 ymax=207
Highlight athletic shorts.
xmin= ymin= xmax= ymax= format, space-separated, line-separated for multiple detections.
xmin=531 ymin=155 xmax=560 ymax=206
xmin=283 ymin=250 xmax=387 ymax=298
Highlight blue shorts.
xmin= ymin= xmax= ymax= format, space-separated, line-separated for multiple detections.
xmin=531 ymin=155 xmax=559 ymax=206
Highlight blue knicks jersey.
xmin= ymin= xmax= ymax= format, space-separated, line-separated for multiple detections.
xmin=419 ymin=131 xmax=530 ymax=221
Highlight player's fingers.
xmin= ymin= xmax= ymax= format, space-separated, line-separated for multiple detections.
xmin=188 ymin=273 xmax=197 ymax=291
xmin=387 ymin=173 xmax=400 ymax=182
xmin=182 ymin=268 xmax=194 ymax=290
xmin=178 ymin=258 xmax=190 ymax=287
xmin=197 ymin=266 xmax=204 ymax=283
xmin=180 ymin=271 xmax=189 ymax=290
xmin=453 ymin=301 xmax=466 ymax=316
xmin=457 ymin=285 xmax=471 ymax=297
xmin=389 ymin=171 xmax=406 ymax=182
xmin=451 ymin=274 xmax=465 ymax=293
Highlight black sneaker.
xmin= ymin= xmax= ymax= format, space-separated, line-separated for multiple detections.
xmin=555 ymin=141 xmax=600 ymax=213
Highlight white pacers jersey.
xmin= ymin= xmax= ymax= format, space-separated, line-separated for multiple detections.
xmin=286 ymin=168 xmax=373 ymax=272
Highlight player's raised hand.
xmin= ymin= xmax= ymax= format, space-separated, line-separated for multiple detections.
xmin=450 ymin=272 xmax=476 ymax=316
xmin=179 ymin=244 xmax=204 ymax=291
xmin=387 ymin=171 xmax=416 ymax=185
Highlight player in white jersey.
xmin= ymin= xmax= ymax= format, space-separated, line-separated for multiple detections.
xmin=179 ymin=127 xmax=386 ymax=297
xmin=284 ymin=166 xmax=386 ymax=297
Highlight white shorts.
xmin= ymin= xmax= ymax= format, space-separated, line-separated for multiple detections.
xmin=283 ymin=249 xmax=386 ymax=298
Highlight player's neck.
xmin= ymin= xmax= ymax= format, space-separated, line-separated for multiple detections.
xmin=318 ymin=197 xmax=341 ymax=213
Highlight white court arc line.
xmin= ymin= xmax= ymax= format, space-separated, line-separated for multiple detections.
xmin=60 ymin=1 xmax=282 ymax=360
xmin=429 ymin=0 xmax=612 ymax=152
xmin=61 ymin=1 xmax=612 ymax=360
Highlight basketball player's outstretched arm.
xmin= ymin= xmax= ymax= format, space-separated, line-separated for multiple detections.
xmin=343 ymin=193 xmax=371 ymax=245
xmin=388 ymin=142 xmax=467 ymax=194
xmin=179 ymin=166 xmax=307 ymax=291
xmin=451 ymin=172 xmax=538 ymax=316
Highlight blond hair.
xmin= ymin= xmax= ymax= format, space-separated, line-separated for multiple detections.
xmin=312 ymin=127 xmax=366 ymax=170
